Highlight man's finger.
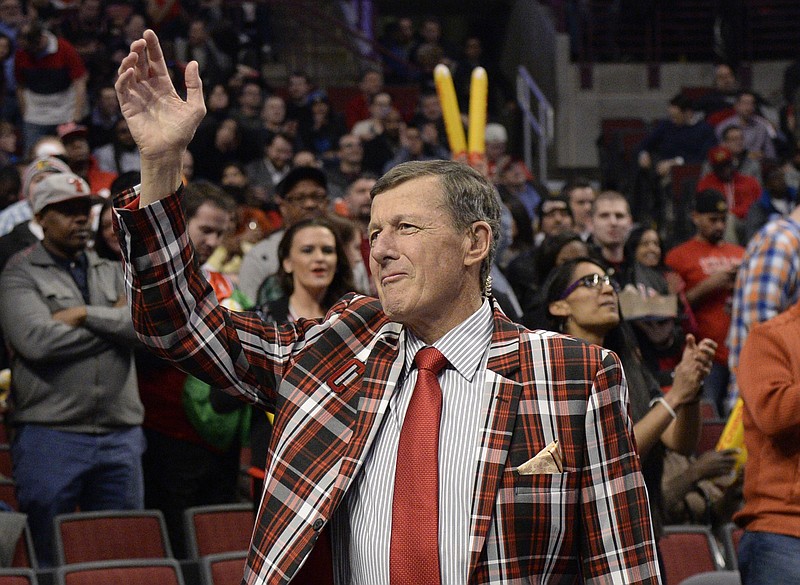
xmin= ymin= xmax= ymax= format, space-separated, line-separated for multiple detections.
xmin=143 ymin=29 xmax=169 ymax=78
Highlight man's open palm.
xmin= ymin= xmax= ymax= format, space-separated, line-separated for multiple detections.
xmin=115 ymin=29 xmax=206 ymax=161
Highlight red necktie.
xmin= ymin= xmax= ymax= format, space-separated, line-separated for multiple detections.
xmin=390 ymin=347 xmax=448 ymax=585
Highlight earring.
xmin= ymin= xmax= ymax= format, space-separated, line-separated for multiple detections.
xmin=483 ymin=274 xmax=493 ymax=297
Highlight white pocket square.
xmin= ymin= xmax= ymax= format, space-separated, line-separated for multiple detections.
xmin=516 ymin=440 xmax=563 ymax=475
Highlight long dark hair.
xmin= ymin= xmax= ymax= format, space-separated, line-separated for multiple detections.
xmin=541 ymin=257 xmax=653 ymax=421
xmin=276 ymin=217 xmax=355 ymax=309
xmin=624 ymin=225 xmax=663 ymax=269
xmin=93 ymin=198 xmax=120 ymax=260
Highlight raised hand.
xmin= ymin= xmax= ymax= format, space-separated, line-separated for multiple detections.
xmin=115 ymin=29 xmax=206 ymax=161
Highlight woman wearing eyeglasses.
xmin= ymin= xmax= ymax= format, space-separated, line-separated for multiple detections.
xmin=541 ymin=257 xmax=716 ymax=549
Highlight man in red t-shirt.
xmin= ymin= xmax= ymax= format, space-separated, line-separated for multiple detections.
xmin=696 ymin=145 xmax=762 ymax=244
xmin=665 ymin=188 xmax=745 ymax=415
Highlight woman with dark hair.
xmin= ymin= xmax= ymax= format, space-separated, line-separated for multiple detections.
xmin=93 ymin=197 xmax=122 ymax=260
xmin=621 ymin=225 xmax=685 ymax=385
xmin=243 ymin=217 xmax=354 ymax=505
xmin=508 ymin=230 xmax=589 ymax=325
xmin=541 ymin=257 xmax=716 ymax=547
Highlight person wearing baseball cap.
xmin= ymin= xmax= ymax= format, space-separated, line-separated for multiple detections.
xmin=0 ymin=171 xmax=143 ymax=566
xmin=238 ymin=165 xmax=329 ymax=302
xmin=0 ymin=156 xmax=73 ymax=275
xmin=697 ymin=145 xmax=761 ymax=234
xmin=57 ymin=121 xmax=117 ymax=198
xmin=0 ymin=155 xmax=71 ymax=238
xmin=665 ymin=188 xmax=746 ymax=415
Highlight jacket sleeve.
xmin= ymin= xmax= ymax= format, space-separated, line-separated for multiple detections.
xmin=579 ymin=349 xmax=662 ymax=584
xmin=112 ymin=186 xmax=339 ymax=409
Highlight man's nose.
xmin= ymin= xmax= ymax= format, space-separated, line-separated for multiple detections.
xmin=370 ymin=231 xmax=395 ymax=263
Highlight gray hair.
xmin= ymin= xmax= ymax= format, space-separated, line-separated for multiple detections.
xmin=371 ymin=160 xmax=501 ymax=292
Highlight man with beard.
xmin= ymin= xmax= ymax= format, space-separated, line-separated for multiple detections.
xmin=666 ymin=189 xmax=745 ymax=415
xmin=0 ymin=172 xmax=143 ymax=566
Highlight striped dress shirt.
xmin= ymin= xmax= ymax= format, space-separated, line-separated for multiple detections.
xmin=333 ymin=299 xmax=494 ymax=585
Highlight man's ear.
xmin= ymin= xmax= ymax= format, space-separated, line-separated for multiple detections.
xmin=464 ymin=221 xmax=491 ymax=268
xmin=548 ymin=299 xmax=571 ymax=318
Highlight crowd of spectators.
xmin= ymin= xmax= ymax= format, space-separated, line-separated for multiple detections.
xmin=1 ymin=1 xmax=800 ymax=579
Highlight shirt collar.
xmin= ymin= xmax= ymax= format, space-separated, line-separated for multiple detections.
xmin=403 ymin=298 xmax=493 ymax=383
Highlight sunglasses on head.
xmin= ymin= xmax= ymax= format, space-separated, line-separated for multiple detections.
xmin=560 ymin=273 xmax=619 ymax=300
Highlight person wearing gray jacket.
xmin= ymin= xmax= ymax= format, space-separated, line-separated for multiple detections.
xmin=0 ymin=172 xmax=144 ymax=566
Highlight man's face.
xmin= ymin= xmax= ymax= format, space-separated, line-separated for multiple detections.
xmin=0 ymin=0 xmax=22 ymax=26
xmin=568 ymin=187 xmax=595 ymax=232
xmin=398 ymin=18 xmax=413 ymax=42
xmin=766 ymin=170 xmax=788 ymax=196
xmin=345 ymin=177 xmax=375 ymax=221
xmin=539 ymin=203 xmax=573 ymax=237
xmin=499 ymin=162 xmax=526 ymax=192
xmin=125 ymin=14 xmax=146 ymax=40
xmin=736 ymin=94 xmax=756 ymax=120
xmin=262 ymin=96 xmax=286 ymax=125
xmin=38 ymin=198 xmax=93 ymax=257
xmin=221 ymin=165 xmax=247 ymax=188
xmin=715 ymin=65 xmax=737 ymax=92
xmin=420 ymin=95 xmax=441 ymax=120
xmin=181 ymin=150 xmax=194 ymax=180
xmin=667 ymin=105 xmax=691 ymax=126
xmin=266 ymin=136 xmax=293 ymax=168
xmin=464 ymin=37 xmax=481 ymax=60
xmin=239 ymin=83 xmax=262 ymax=110
xmin=722 ymin=128 xmax=745 ymax=155
xmin=404 ymin=128 xmax=424 ymax=156
xmin=420 ymin=20 xmax=440 ymax=43
xmin=370 ymin=93 xmax=392 ymax=120
xmin=338 ymin=135 xmax=363 ymax=164
xmin=288 ymin=75 xmax=310 ymax=101
xmin=693 ymin=212 xmax=726 ymax=244
xmin=278 ymin=179 xmax=327 ymax=225
xmin=63 ymin=137 xmax=90 ymax=165
xmin=188 ymin=21 xmax=206 ymax=45
xmin=187 ymin=202 xmax=230 ymax=265
xmin=486 ymin=140 xmax=506 ymax=163
xmin=383 ymin=109 xmax=404 ymax=137
xmin=592 ymin=198 xmax=631 ymax=247
xmin=360 ymin=71 xmax=383 ymax=96
xmin=115 ymin=121 xmax=135 ymax=148
xmin=99 ymin=87 xmax=120 ymax=116
xmin=713 ymin=161 xmax=734 ymax=181
xmin=368 ymin=176 xmax=480 ymax=341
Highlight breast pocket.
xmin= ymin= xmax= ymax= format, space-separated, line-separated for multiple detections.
xmin=511 ymin=469 xmax=573 ymax=500
xmin=497 ymin=468 xmax=579 ymax=567
xmin=39 ymin=283 xmax=79 ymax=313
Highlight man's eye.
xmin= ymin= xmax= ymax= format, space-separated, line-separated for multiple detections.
xmin=398 ymin=223 xmax=417 ymax=233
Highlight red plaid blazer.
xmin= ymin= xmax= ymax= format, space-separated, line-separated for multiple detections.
xmin=115 ymin=188 xmax=661 ymax=584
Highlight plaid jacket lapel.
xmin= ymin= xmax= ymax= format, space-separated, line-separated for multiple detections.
xmin=335 ymin=328 xmax=405 ymax=494
xmin=467 ymin=306 xmax=523 ymax=573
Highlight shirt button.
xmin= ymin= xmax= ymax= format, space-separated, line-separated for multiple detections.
xmin=312 ymin=518 xmax=324 ymax=531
